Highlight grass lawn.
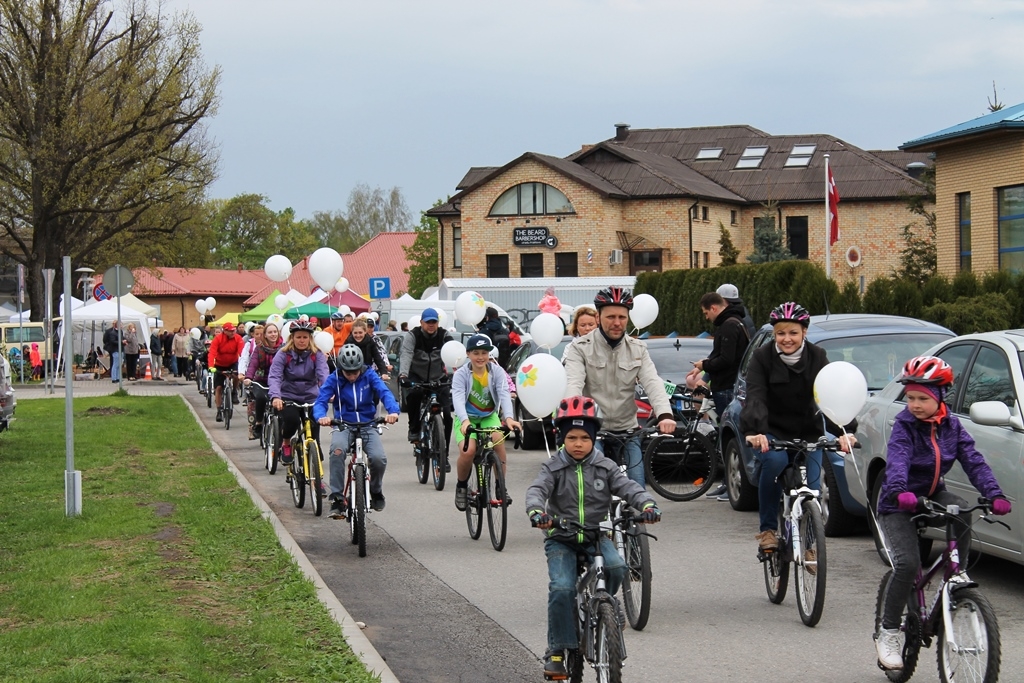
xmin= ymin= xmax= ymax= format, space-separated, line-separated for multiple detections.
xmin=0 ymin=395 xmax=378 ymax=682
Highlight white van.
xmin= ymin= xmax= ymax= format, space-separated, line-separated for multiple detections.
xmin=384 ymin=299 xmax=527 ymax=340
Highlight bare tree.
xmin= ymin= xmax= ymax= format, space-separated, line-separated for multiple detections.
xmin=0 ymin=0 xmax=219 ymax=318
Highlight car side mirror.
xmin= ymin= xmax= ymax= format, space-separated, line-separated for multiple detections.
xmin=969 ymin=401 xmax=1012 ymax=427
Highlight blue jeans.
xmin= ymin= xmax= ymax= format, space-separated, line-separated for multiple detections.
xmin=328 ymin=426 xmax=387 ymax=500
xmin=597 ymin=432 xmax=645 ymax=488
xmin=544 ymin=537 xmax=626 ymax=652
xmin=711 ymin=388 xmax=733 ymax=419
xmin=170 ymin=356 xmax=179 ymax=376
xmin=757 ymin=433 xmax=822 ymax=532
xmin=110 ymin=351 xmax=121 ymax=381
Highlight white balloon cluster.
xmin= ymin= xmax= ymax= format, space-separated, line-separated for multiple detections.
xmin=454 ymin=291 xmax=486 ymax=325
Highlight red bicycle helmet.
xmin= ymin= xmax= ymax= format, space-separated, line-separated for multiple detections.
xmin=898 ymin=356 xmax=954 ymax=386
xmin=594 ymin=286 xmax=634 ymax=311
xmin=555 ymin=395 xmax=602 ymax=429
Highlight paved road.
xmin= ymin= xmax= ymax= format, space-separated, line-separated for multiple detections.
xmin=31 ymin=380 xmax=1024 ymax=682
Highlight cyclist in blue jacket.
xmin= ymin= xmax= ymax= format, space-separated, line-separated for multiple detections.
xmin=315 ymin=344 xmax=400 ymax=517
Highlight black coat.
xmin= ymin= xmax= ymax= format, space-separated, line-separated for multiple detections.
xmin=102 ymin=327 xmax=120 ymax=355
xmin=702 ymin=304 xmax=749 ymax=390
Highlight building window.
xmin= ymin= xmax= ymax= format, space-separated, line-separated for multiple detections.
xmin=692 ymin=251 xmax=700 ymax=268
xmin=735 ymin=146 xmax=768 ymax=169
xmin=521 ymin=253 xmax=544 ymax=277
xmin=786 ymin=216 xmax=809 ymax=259
xmin=784 ymin=144 xmax=816 ymax=167
xmin=555 ymin=252 xmax=578 ymax=277
xmin=691 ymin=205 xmax=699 ymax=220
xmin=486 ymin=254 xmax=509 ymax=278
xmin=696 ymin=147 xmax=723 ymax=160
xmin=453 ymin=226 xmax=462 ymax=268
xmin=632 ymin=251 xmax=662 ymax=274
xmin=999 ymin=185 xmax=1024 ymax=272
xmin=703 ymin=252 xmax=710 ymax=268
xmin=489 ymin=182 xmax=575 ymax=216
xmin=958 ymin=193 xmax=971 ymax=272
xmin=701 ymin=206 xmax=709 ymax=222
xmin=730 ymin=210 xmax=737 ymax=225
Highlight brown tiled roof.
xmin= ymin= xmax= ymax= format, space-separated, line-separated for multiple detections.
xmin=99 ymin=267 xmax=271 ymax=298
xmin=456 ymin=167 xmax=499 ymax=190
xmin=867 ymin=150 xmax=933 ymax=171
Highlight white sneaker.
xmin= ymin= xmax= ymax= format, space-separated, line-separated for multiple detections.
xmin=875 ymin=627 xmax=904 ymax=670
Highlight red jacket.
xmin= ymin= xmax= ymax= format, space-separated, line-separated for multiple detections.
xmin=209 ymin=332 xmax=245 ymax=368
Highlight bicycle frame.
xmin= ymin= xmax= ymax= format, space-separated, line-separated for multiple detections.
xmin=298 ymin=405 xmax=323 ymax=482
xmin=340 ymin=423 xmax=375 ymax=515
xmin=778 ymin=459 xmax=820 ymax=563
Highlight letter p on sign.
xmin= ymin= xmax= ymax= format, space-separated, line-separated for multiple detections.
xmin=369 ymin=278 xmax=391 ymax=299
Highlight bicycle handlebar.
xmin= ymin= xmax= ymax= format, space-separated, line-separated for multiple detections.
xmin=330 ymin=417 xmax=388 ymax=430
xmin=536 ymin=514 xmax=658 ymax=540
xmin=767 ymin=436 xmax=861 ymax=452
xmin=461 ymin=424 xmax=522 ymax=451
xmin=911 ymin=497 xmax=1012 ymax=530
xmin=596 ymin=426 xmax=661 ymax=442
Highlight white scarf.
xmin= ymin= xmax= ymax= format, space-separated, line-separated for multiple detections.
xmin=776 ymin=340 xmax=806 ymax=367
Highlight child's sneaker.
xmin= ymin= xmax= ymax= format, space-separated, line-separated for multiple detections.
xmin=875 ymin=627 xmax=904 ymax=670
xmin=281 ymin=443 xmax=293 ymax=465
xmin=543 ymin=650 xmax=568 ymax=680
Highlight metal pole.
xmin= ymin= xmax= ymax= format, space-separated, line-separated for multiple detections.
xmin=825 ymin=154 xmax=832 ymax=280
xmin=63 ymin=256 xmax=81 ymax=516
xmin=116 ymin=267 xmax=123 ymax=392
xmin=17 ymin=264 xmax=24 ymax=384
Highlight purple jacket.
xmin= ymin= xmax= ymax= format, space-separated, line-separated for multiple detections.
xmin=268 ymin=347 xmax=329 ymax=403
xmin=878 ymin=406 xmax=1003 ymax=515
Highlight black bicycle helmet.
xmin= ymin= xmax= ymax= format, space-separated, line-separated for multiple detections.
xmin=769 ymin=302 xmax=810 ymax=327
xmin=594 ymin=286 xmax=633 ymax=310
xmin=290 ymin=320 xmax=316 ymax=334
xmin=330 ymin=311 xmax=344 ymax=320
xmin=338 ymin=344 xmax=364 ymax=372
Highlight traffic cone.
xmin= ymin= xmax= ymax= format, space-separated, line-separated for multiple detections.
xmin=144 ymin=362 xmax=152 ymax=381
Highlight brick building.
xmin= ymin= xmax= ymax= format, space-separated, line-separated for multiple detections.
xmin=428 ymin=124 xmax=931 ymax=285
xmin=901 ymin=102 xmax=1024 ymax=276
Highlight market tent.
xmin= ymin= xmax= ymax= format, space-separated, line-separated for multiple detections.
xmin=239 ymin=289 xmax=291 ymax=323
xmin=282 ymin=301 xmax=334 ymax=320
xmin=296 ymin=287 xmax=371 ymax=312
xmin=284 ymin=290 xmax=370 ymax=319
xmin=8 ymin=293 xmax=85 ymax=322
xmin=56 ymin=298 xmax=152 ymax=377
xmin=210 ymin=311 xmax=240 ymax=327
xmin=0 ymin=303 xmax=17 ymax=322
xmin=117 ymin=292 xmax=158 ymax=317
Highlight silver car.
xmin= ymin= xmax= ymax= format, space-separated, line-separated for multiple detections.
xmin=848 ymin=331 xmax=1023 ymax=565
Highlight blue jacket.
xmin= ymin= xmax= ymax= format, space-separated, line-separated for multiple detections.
xmin=878 ymin=406 xmax=1003 ymax=515
xmin=314 ymin=367 xmax=400 ymax=424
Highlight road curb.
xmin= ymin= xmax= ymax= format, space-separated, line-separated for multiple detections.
xmin=179 ymin=395 xmax=400 ymax=683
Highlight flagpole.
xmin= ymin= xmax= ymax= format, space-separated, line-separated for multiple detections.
xmin=824 ymin=154 xmax=831 ymax=279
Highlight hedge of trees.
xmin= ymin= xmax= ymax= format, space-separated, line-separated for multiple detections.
xmin=635 ymin=261 xmax=1024 ymax=337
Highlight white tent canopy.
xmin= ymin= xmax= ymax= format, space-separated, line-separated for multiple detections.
xmin=7 ymin=293 xmax=85 ymax=322
xmin=113 ymin=293 xmax=157 ymax=317
xmin=57 ymin=298 xmax=153 ymax=377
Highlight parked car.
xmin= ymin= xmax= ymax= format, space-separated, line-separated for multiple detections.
xmin=849 ymin=331 xmax=1024 ymax=565
xmin=718 ymin=314 xmax=955 ymax=536
xmin=635 ymin=337 xmax=714 ymax=422
xmin=0 ymin=354 xmax=15 ymax=431
xmin=506 ymin=335 xmax=574 ymax=449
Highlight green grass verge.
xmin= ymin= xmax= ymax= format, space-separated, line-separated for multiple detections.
xmin=0 ymin=396 xmax=379 ymax=682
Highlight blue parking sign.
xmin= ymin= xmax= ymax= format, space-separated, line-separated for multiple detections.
xmin=368 ymin=277 xmax=391 ymax=299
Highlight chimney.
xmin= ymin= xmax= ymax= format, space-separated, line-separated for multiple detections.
xmin=615 ymin=123 xmax=630 ymax=142
xmin=906 ymin=161 xmax=927 ymax=180
xmin=237 ymin=262 xmax=243 ymax=273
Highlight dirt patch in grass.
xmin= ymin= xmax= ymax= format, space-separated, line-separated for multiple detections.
xmin=151 ymin=502 xmax=176 ymax=518
xmin=82 ymin=406 xmax=128 ymax=416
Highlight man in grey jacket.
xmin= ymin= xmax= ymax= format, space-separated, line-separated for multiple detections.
xmin=399 ymin=307 xmax=455 ymax=451
xmin=562 ymin=286 xmax=675 ymax=487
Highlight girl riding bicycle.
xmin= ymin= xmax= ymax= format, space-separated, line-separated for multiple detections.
xmin=525 ymin=396 xmax=661 ymax=681
xmin=269 ymin=320 xmax=329 ymax=465
xmin=741 ymin=302 xmax=857 ymax=553
xmin=874 ymin=355 xmax=1011 ymax=672
xmin=243 ymin=322 xmax=282 ymax=440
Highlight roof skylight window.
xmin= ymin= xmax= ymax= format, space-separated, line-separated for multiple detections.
xmin=695 ymin=147 xmax=723 ymax=160
xmin=735 ymin=146 xmax=768 ymax=169
xmin=784 ymin=144 xmax=817 ymax=168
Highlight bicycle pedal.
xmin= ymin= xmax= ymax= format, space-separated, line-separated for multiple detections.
xmin=756 ymin=548 xmax=776 ymax=562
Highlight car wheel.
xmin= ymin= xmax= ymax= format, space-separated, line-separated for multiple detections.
xmin=821 ymin=457 xmax=859 ymax=537
xmin=725 ymin=438 xmax=758 ymax=511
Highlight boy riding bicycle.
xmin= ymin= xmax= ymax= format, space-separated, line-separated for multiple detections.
xmin=451 ymin=334 xmax=521 ymax=512
xmin=873 ymin=355 xmax=1010 ymax=671
xmin=314 ymin=344 xmax=401 ymax=516
xmin=525 ymin=396 xmax=661 ymax=681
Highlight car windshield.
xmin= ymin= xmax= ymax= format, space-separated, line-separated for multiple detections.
xmin=647 ymin=343 xmax=711 ymax=379
xmin=816 ymin=332 xmax=953 ymax=390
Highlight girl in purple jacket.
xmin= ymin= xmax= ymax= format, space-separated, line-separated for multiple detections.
xmin=874 ymin=356 xmax=1011 ymax=672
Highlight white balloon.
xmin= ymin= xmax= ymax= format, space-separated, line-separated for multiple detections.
xmin=205 ymin=296 xmax=216 ymax=311
xmin=313 ymin=330 xmax=335 ymax=354
xmin=264 ymin=254 xmax=292 ymax=282
xmin=280 ymin=320 xmax=293 ymax=343
xmin=274 ymin=294 xmax=289 ymax=310
xmin=335 ymin=278 xmax=349 ymax=293
xmin=308 ymin=247 xmax=345 ymax=291
xmin=190 ymin=327 xmax=201 ymax=340
xmin=436 ymin=308 xmax=448 ymax=327
xmin=454 ymin=291 xmax=486 ymax=326
xmin=299 ymin=314 xmax=309 ymax=322
xmin=630 ymin=293 xmax=659 ymax=329
xmin=530 ymin=312 xmax=564 ymax=349
xmin=814 ymin=361 xmax=868 ymax=426
xmin=441 ymin=339 xmax=467 ymax=370
xmin=408 ymin=315 xmax=421 ymax=329
xmin=370 ymin=312 xmax=379 ymax=321
xmin=195 ymin=299 xmax=207 ymax=314
xmin=265 ymin=313 xmax=283 ymax=328
xmin=339 ymin=305 xmax=351 ymax=317
xmin=516 ymin=353 xmax=568 ymax=417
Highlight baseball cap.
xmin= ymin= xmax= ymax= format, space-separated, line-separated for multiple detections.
xmin=466 ymin=334 xmax=493 ymax=351
xmin=222 ymin=322 xmax=236 ymax=331
xmin=421 ymin=307 xmax=440 ymax=322
xmin=716 ymin=284 xmax=739 ymax=299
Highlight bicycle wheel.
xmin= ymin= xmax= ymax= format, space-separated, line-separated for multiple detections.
xmin=594 ymin=599 xmax=624 ymax=683
xmin=266 ymin=417 xmax=279 ymax=475
xmin=290 ymin=444 xmax=306 ymax=509
xmin=223 ymin=391 xmax=232 ymax=430
xmin=764 ymin=496 xmax=789 ymax=604
xmin=307 ymin=440 xmax=323 ymax=517
xmin=465 ymin=465 xmax=483 ymax=540
xmin=350 ymin=464 xmax=367 ymax=557
xmin=206 ymin=378 xmax=213 ymax=408
xmin=794 ymin=500 xmax=827 ymax=627
xmin=430 ymin=414 xmax=447 ymax=491
xmin=937 ymin=587 xmax=1000 ymax=683
xmin=874 ymin=569 xmax=922 ymax=683
xmin=620 ymin=520 xmax=652 ymax=631
xmin=644 ymin=431 xmax=717 ymax=501
xmin=485 ymin=453 xmax=508 ymax=551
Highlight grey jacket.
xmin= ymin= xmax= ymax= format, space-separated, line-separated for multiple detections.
xmin=525 ymin=448 xmax=655 ymax=543
xmin=562 ymin=330 xmax=672 ymax=431
xmin=451 ymin=361 xmax=514 ymax=423
xmin=399 ymin=327 xmax=453 ymax=383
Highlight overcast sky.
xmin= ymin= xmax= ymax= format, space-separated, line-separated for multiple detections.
xmin=175 ymin=0 xmax=1024 ymax=223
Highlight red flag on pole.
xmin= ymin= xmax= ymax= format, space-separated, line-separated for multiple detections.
xmin=827 ymin=165 xmax=840 ymax=246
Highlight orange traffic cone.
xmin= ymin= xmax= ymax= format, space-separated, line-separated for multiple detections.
xmin=144 ymin=362 xmax=152 ymax=381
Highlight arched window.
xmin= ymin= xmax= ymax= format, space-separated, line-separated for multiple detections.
xmin=489 ymin=182 xmax=575 ymax=216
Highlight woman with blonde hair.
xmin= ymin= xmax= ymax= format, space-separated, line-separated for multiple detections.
xmin=568 ymin=306 xmax=598 ymax=337
xmin=123 ymin=323 xmax=140 ymax=380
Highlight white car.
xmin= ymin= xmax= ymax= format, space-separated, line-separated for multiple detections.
xmin=848 ymin=331 xmax=1023 ymax=565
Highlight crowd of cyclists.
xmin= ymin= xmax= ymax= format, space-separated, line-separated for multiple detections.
xmin=179 ymin=285 xmax=1012 ymax=682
